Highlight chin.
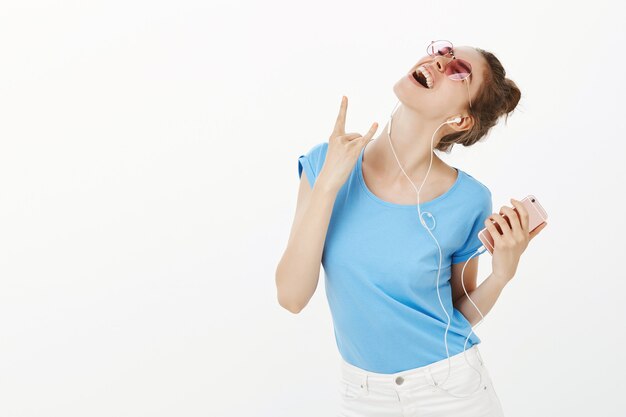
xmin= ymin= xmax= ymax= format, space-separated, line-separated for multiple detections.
xmin=392 ymin=77 xmax=429 ymax=113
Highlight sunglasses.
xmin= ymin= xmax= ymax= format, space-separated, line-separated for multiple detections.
xmin=426 ymin=40 xmax=473 ymax=108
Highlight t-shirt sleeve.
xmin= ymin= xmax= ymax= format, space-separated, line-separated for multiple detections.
xmin=451 ymin=187 xmax=493 ymax=264
xmin=297 ymin=142 xmax=328 ymax=189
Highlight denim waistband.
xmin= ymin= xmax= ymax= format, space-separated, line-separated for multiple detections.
xmin=339 ymin=344 xmax=485 ymax=393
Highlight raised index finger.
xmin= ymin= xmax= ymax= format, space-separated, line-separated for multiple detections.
xmin=333 ymin=96 xmax=347 ymax=136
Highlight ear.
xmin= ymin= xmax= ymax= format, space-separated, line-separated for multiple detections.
xmin=448 ymin=115 xmax=474 ymax=132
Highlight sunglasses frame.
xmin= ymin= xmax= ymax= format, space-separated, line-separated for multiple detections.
xmin=426 ymin=40 xmax=473 ymax=109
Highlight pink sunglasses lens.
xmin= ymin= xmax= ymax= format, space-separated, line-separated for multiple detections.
xmin=446 ymin=59 xmax=472 ymax=80
xmin=427 ymin=41 xmax=472 ymax=80
xmin=428 ymin=41 xmax=453 ymax=57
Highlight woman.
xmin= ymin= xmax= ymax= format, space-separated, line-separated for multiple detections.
xmin=275 ymin=40 xmax=547 ymax=417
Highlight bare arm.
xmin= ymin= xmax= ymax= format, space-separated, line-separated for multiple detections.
xmin=275 ymin=170 xmax=339 ymax=314
xmin=276 ymin=97 xmax=378 ymax=314
xmin=450 ymin=257 xmax=479 ymax=305
xmin=453 ymin=272 xmax=507 ymax=326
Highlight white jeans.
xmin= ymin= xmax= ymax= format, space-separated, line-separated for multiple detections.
xmin=337 ymin=344 xmax=505 ymax=417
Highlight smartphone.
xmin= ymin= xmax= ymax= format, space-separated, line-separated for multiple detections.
xmin=478 ymin=194 xmax=548 ymax=255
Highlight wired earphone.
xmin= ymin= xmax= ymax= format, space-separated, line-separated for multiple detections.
xmin=379 ymin=100 xmax=489 ymax=398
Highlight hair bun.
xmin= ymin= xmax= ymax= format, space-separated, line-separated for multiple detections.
xmin=504 ymin=79 xmax=521 ymax=114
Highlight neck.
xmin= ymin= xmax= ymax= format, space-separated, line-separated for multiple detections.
xmin=365 ymin=104 xmax=452 ymax=184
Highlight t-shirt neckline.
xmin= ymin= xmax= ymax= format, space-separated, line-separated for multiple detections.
xmin=357 ymin=145 xmax=464 ymax=209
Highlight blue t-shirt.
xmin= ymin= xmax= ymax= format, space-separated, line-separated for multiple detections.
xmin=297 ymin=141 xmax=493 ymax=374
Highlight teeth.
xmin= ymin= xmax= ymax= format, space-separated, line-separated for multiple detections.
xmin=417 ymin=65 xmax=433 ymax=88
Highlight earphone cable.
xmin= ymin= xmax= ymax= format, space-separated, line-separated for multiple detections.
xmin=384 ymin=100 xmax=486 ymax=398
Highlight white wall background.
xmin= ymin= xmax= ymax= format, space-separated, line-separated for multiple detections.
xmin=0 ymin=1 xmax=624 ymax=416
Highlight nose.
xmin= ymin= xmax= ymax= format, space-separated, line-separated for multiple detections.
xmin=432 ymin=55 xmax=454 ymax=73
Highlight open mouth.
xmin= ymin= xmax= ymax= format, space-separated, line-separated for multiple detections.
xmin=412 ymin=69 xmax=430 ymax=88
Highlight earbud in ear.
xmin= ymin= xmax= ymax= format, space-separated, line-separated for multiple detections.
xmin=446 ymin=117 xmax=462 ymax=124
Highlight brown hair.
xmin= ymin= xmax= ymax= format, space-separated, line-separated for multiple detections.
xmin=436 ymin=48 xmax=521 ymax=153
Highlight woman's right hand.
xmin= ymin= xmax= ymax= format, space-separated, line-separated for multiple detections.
xmin=318 ymin=96 xmax=379 ymax=192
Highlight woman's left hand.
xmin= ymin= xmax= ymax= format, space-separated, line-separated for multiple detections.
xmin=484 ymin=198 xmax=548 ymax=284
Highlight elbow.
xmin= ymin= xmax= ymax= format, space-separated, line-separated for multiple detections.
xmin=275 ymin=269 xmax=303 ymax=314
xmin=279 ymin=298 xmax=303 ymax=314
xmin=277 ymin=292 xmax=303 ymax=314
